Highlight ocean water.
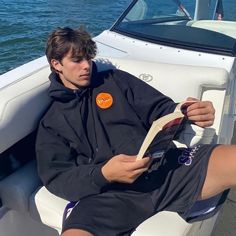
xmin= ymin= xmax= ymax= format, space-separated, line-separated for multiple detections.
xmin=0 ymin=0 xmax=235 ymax=75
xmin=0 ymin=0 xmax=131 ymax=75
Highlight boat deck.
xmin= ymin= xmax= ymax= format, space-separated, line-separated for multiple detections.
xmin=213 ymin=187 xmax=236 ymax=236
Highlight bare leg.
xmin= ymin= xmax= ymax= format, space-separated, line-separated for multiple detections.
xmin=200 ymin=145 xmax=236 ymax=200
xmin=61 ymin=229 xmax=93 ymax=236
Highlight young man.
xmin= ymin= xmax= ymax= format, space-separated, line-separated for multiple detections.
xmin=36 ymin=27 xmax=236 ymax=236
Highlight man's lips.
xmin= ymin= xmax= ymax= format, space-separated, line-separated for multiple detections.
xmin=80 ymin=74 xmax=90 ymax=79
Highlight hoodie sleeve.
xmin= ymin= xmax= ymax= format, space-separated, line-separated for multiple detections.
xmin=113 ymin=69 xmax=178 ymax=128
xmin=36 ymin=120 xmax=109 ymax=202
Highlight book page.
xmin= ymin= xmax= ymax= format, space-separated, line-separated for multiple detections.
xmin=136 ymin=100 xmax=196 ymax=160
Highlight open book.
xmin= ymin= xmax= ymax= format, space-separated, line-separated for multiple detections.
xmin=136 ymin=101 xmax=196 ymax=160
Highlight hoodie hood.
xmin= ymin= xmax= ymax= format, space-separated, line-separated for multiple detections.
xmin=48 ymin=61 xmax=98 ymax=102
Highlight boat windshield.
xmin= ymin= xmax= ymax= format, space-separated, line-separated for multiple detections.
xmin=112 ymin=0 xmax=236 ymax=56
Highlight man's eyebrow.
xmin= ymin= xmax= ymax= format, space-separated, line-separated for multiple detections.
xmin=71 ymin=55 xmax=83 ymax=58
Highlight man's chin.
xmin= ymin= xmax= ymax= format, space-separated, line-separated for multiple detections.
xmin=78 ymin=80 xmax=91 ymax=88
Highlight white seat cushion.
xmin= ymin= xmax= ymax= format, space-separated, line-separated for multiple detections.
xmin=30 ymin=186 xmax=68 ymax=233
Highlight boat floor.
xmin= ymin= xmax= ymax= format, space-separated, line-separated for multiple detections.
xmin=213 ymin=187 xmax=236 ymax=236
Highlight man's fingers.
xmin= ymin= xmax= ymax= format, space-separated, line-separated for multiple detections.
xmin=187 ymin=113 xmax=215 ymax=121
xmin=118 ymin=155 xmax=137 ymax=162
xmin=132 ymin=167 xmax=149 ymax=175
xmin=186 ymin=97 xmax=199 ymax=102
xmin=122 ymin=156 xmax=151 ymax=172
xmin=187 ymin=101 xmax=214 ymax=113
xmin=193 ymin=120 xmax=214 ymax=128
xmin=134 ymin=156 xmax=151 ymax=167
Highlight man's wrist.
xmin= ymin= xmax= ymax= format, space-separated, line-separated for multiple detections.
xmin=90 ymin=164 xmax=110 ymax=187
xmin=101 ymin=165 xmax=113 ymax=183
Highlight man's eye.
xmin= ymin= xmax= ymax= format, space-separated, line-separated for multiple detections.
xmin=72 ymin=59 xmax=81 ymax=63
xmin=72 ymin=58 xmax=83 ymax=63
xmin=71 ymin=56 xmax=92 ymax=63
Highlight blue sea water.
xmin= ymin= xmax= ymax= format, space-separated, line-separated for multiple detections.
xmin=0 ymin=0 xmax=235 ymax=75
xmin=0 ymin=0 xmax=131 ymax=75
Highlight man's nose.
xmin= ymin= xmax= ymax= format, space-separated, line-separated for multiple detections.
xmin=81 ymin=59 xmax=90 ymax=69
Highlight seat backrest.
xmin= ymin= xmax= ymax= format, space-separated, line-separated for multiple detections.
xmin=0 ymin=56 xmax=229 ymax=154
xmin=188 ymin=20 xmax=236 ymax=39
xmin=0 ymin=58 xmax=51 ymax=154
xmin=95 ymin=57 xmax=229 ymax=135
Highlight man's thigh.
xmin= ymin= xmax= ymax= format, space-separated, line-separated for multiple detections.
xmin=201 ymin=145 xmax=236 ymax=199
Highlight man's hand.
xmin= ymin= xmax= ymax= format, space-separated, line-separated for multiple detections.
xmin=101 ymin=154 xmax=152 ymax=184
xmin=185 ymin=97 xmax=215 ymax=127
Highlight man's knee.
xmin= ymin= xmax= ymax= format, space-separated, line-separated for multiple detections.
xmin=61 ymin=229 xmax=93 ymax=236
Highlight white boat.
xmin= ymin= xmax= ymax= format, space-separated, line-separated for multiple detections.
xmin=0 ymin=0 xmax=235 ymax=235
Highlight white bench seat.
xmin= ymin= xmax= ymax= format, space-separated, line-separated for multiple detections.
xmin=0 ymin=56 xmax=229 ymax=235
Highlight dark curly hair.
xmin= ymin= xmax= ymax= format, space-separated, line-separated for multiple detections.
xmin=46 ymin=27 xmax=97 ymax=72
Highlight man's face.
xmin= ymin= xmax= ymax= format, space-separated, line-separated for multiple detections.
xmin=51 ymin=51 xmax=93 ymax=90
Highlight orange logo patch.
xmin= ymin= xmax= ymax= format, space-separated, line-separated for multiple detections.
xmin=96 ymin=93 xmax=113 ymax=109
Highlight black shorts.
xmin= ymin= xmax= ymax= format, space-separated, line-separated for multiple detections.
xmin=62 ymin=145 xmax=225 ymax=236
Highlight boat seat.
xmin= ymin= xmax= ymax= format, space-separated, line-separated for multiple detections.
xmin=31 ymin=58 xmax=228 ymax=234
xmin=188 ymin=20 xmax=236 ymax=39
xmin=30 ymin=185 xmax=224 ymax=235
xmin=0 ymin=56 xmax=229 ymax=235
xmin=95 ymin=57 xmax=228 ymax=136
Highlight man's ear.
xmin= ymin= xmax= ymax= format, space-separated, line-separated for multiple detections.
xmin=51 ymin=59 xmax=62 ymax=73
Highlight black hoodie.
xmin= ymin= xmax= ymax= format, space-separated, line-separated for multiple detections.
xmin=36 ymin=63 xmax=177 ymax=201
